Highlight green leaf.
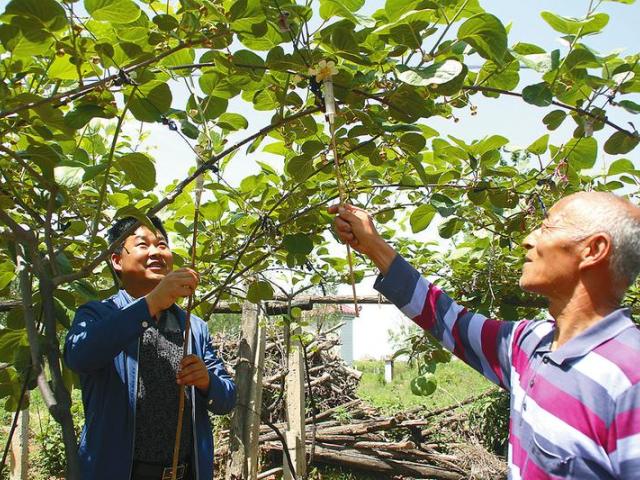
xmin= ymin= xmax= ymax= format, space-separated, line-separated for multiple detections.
xmin=618 ymin=100 xmax=640 ymax=114
xmin=283 ymin=233 xmax=314 ymax=255
xmin=5 ymin=0 xmax=67 ymax=31
xmin=286 ymin=155 xmax=314 ymax=181
xmin=319 ymin=0 xmax=364 ymax=21
xmin=217 ymin=113 xmax=248 ymax=131
xmin=604 ymin=132 xmax=640 ymax=155
xmin=522 ymin=82 xmax=553 ymax=107
xmin=514 ymin=51 xmax=560 ymax=73
xmin=399 ymin=133 xmax=426 ymax=154
xmin=0 ymin=25 xmax=53 ymax=60
xmin=64 ymin=105 xmax=115 ymax=129
xmin=127 ymin=82 xmax=172 ymax=122
xmin=608 ymin=158 xmax=636 ymax=176
xmin=438 ymin=217 xmax=463 ymax=239
xmin=253 ymin=88 xmax=280 ymax=111
xmin=410 ymin=373 xmax=437 ymax=396
xmin=233 ymin=49 xmax=265 ymax=71
xmin=85 ymin=0 xmax=142 ymax=24
xmin=397 ymin=60 xmax=465 ymax=86
xmin=55 ymin=164 xmax=85 ymax=188
xmin=477 ymin=60 xmax=519 ymax=91
xmin=0 ymin=261 xmax=16 ymax=290
xmin=0 ymin=329 xmax=29 ymax=363
xmin=385 ymin=0 xmax=429 ymax=22
xmin=117 ymin=153 xmax=156 ymax=191
xmin=527 ymin=134 xmax=549 ymax=155
xmin=543 ymin=110 xmax=567 ymax=130
xmin=540 ymin=11 xmax=609 ymax=35
xmin=387 ymin=85 xmax=431 ymax=123
xmin=488 ymin=189 xmax=517 ymax=208
xmin=48 ymin=55 xmax=96 ymax=81
xmin=563 ymin=137 xmax=598 ymax=169
xmin=158 ymin=49 xmax=195 ymax=70
xmin=473 ymin=135 xmax=509 ymax=155
xmin=153 ymin=14 xmax=179 ymax=32
xmin=564 ymin=48 xmax=600 ymax=70
xmin=331 ymin=25 xmax=359 ymax=52
xmin=457 ymin=13 xmax=508 ymax=63
xmin=114 ymin=206 xmax=155 ymax=232
xmin=247 ymin=281 xmax=274 ymax=303
xmin=410 ymin=205 xmax=436 ymax=233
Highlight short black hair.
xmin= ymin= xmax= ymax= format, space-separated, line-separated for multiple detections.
xmin=107 ymin=216 xmax=169 ymax=254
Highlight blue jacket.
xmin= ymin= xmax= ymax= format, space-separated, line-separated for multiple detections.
xmin=64 ymin=290 xmax=236 ymax=480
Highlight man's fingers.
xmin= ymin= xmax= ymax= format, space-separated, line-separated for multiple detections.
xmin=180 ymin=355 xmax=201 ymax=367
xmin=177 ymin=357 xmax=207 ymax=386
xmin=173 ymin=268 xmax=200 ymax=284
xmin=335 ymin=217 xmax=352 ymax=232
xmin=177 ymin=372 xmax=205 ymax=385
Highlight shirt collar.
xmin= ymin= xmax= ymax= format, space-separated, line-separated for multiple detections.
xmin=548 ymin=307 xmax=634 ymax=364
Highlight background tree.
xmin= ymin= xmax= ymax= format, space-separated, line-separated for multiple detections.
xmin=0 ymin=0 xmax=638 ymax=476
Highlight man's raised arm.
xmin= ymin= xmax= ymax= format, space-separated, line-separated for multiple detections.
xmin=329 ymin=203 xmax=527 ymax=391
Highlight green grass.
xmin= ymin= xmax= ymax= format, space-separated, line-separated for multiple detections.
xmin=355 ymin=358 xmax=493 ymax=414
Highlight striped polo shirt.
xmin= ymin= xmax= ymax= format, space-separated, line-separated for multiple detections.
xmin=374 ymin=255 xmax=640 ymax=479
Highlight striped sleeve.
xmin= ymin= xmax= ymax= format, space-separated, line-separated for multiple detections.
xmin=374 ymin=254 xmax=518 ymax=390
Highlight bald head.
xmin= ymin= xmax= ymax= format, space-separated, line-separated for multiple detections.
xmin=556 ymin=191 xmax=640 ymax=291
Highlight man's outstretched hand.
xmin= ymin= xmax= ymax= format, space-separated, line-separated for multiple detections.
xmin=328 ymin=204 xmax=397 ymax=275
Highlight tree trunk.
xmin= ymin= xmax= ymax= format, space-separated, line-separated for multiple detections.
xmin=37 ymin=271 xmax=80 ymax=479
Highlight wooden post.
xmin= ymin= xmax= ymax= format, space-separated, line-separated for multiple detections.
xmin=227 ymin=301 xmax=266 ymax=480
xmin=283 ymin=329 xmax=305 ymax=480
xmin=247 ymin=323 xmax=266 ymax=479
xmin=9 ymin=392 xmax=29 ymax=480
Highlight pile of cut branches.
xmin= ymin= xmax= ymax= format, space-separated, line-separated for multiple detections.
xmin=258 ymin=391 xmax=506 ymax=480
xmin=213 ymin=323 xmax=361 ymax=422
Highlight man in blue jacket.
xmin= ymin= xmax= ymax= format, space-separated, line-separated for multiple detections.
xmin=64 ymin=216 xmax=236 ymax=480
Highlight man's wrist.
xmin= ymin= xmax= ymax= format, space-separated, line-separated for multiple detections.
xmin=144 ymin=292 xmax=160 ymax=318
xmin=367 ymin=238 xmax=397 ymax=276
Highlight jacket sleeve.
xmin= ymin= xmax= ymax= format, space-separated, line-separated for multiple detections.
xmin=64 ymin=297 xmax=151 ymax=374
xmin=374 ymin=254 xmax=521 ymax=391
xmin=197 ymin=328 xmax=236 ymax=414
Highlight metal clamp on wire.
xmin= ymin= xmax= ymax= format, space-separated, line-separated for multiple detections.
xmin=161 ymin=116 xmax=178 ymax=131
xmin=113 ymin=69 xmax=138 ymax=87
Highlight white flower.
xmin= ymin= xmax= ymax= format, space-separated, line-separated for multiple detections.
xmin=308 ymin=60 xmax=338 ymax=82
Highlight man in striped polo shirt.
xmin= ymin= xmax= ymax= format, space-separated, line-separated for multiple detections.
xmin=329 ymin=192 xmax=640 ymax=479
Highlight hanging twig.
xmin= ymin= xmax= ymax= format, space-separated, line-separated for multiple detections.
xmin=323 ymin=71 xmax=359 ymax=317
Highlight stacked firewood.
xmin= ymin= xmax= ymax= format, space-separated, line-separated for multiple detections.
xmin=212 ymin=323 xmax=362 ymax=422
xmin=258 ymin=393 xmax=506 ymax=480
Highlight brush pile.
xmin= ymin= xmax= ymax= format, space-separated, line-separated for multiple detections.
xmin=213 ymin=323 xmax=361 ymax=422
